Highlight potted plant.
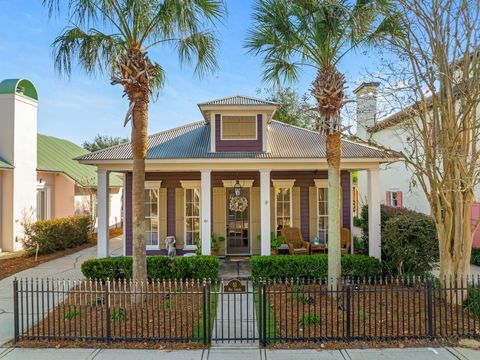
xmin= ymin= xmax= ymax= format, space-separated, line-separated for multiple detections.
xmin=194 ymin=234 xmax=225 ymax=256
xmin=257 ymin=232 xmax=285 ymax=255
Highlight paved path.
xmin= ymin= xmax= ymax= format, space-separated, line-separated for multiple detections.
xmin=0 ymin=237 xmax=122 ymax=346
xmin=211 ymin=282 xmax=258 ymax=346
xmin=0 ymin=346 xmax=479 ymax=359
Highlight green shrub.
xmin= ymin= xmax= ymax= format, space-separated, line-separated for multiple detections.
xmin=382 ymin=212 xmax=438 ymax=276
xmin=471 ymin=248 xmax=480 ymax=265
xmin=81 ymin=255 xmax=219 ymax=280
xmin=464 ymin=285 xmax=479 ymax=317
xmin=21 ymin=216 xmax=91 ymax=256
xmin=250 ymin=254 xmax=382 ymax=281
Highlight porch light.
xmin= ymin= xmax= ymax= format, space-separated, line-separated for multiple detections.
xmin=234 ymin=179 xmax=242 ymax=197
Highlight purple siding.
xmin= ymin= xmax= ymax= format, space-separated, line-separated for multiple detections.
xmin=215 ymin=114 xmax=263 ymax=152
xmin=124 ymin=170 xmax=352 ymax=254
xmin=167 ymin=187 xmax=175 ymax=236
xmin=125 ymin=172 xmax=133 ymax=256
xmin=341 ymin=171 xmax=351 ymax=231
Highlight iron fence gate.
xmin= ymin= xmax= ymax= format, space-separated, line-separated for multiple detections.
xmin=209 ymin=279 xmax=262 ymax=344
xmin=13 ymin=276 xmax=480 ymax=346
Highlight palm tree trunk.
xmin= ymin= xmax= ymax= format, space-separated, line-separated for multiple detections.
xmin=327 ymin=132 xmax=342 ymax=292
xmin=130 ymin=90 xmax=149 ymax=290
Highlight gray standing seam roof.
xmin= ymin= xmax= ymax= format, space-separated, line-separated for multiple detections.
xmin=198 ymin=95 xmax=278 ymax=106
xmin=77 ymin=120 xmax=387 ymax=161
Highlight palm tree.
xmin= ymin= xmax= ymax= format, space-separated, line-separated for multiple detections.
xmin=43 ymin=0 xmax=225 ymax=286
xmin=246 ymin=0 xmax=400 ymax=287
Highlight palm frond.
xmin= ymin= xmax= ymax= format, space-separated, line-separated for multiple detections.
xmin=52 ymin=26 xmax=123 ymax=76
xmin=176 ymin=31 xmax=219 ymax=78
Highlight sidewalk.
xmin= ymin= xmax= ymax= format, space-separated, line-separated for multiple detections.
xmin=0 ymin=237 xmax=122 ymax=346
xmin=0 ymin=346 xmax=479 ymax=359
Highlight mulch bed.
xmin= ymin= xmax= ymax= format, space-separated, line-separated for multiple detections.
xmin=0 ymin=228 xmax=122 ymax=281
xmin=265 ymin=283 xmax=480 ymax=341
xmin=17 ymin=280 xmax=206 ymax=347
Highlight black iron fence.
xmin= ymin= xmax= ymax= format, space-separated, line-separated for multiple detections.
xmin=259 ymin=276 xmax=480 ymax=343
xmin=13 ymin=276 xmax=480 ymax=345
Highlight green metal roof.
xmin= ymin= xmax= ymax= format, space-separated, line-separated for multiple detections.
xmin=0 ymin=79 xmax=38 ymax=100
xmin=0 ymin=157 xmax=13 ymax=169
xmin=37 ymin=134 xmax=122 ymax=187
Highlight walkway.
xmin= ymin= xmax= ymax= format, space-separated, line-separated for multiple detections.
xmin=0 ymin=237 xmax=122 ymax=346
xmin=0 ymin=346 xmax=479 ymax=359
xmin=211 ymin=260 xmax=258 ymax=346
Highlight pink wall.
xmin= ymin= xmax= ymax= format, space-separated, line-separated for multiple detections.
xmin=472 ymin=202 xmax=480 ymax=248
xmin=37 ymin=171 xmax=75 ymax=219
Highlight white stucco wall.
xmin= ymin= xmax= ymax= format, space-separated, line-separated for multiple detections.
xmin=0 ymin=93 xmax=38 ymax=251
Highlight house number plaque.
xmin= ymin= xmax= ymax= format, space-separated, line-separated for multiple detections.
xmin=224 ymin=279 xmax=246 ymax=293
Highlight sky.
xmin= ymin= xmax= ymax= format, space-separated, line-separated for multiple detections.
xmin=0 ymin=0 xmax=383 ymax=146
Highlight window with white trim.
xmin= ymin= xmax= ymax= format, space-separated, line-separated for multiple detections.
xmin=275 ymin=187 xmax=292 ymax=236
xmin=36 ymin=188 xmax=49 ymax=221
xmin=317 ymin=187 xmax=328 ymax=243
xmin=386 ymin=190 xmax=402 ymax=208
xmin=185 ymin=188 xmax=201 ymax=247
xmin=221 ymin=116 xmax=257 ymax=140
xmin=144 ymin=182 xmax=161 ymax=249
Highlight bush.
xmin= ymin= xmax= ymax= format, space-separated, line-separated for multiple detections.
xmin=250 ymin=254 xmax=382 ymax=281
xmin=471 ymin=248 xmax=480 ymax=265
xmin=21 ymin=216 xmax=91 ymax=256
xmin=81 ymin=255 xmax=219 ymax=280
xmin=360 ymin=204 xmax=416 ymax=243
xmin=464 ymin=285 xmax=479 ymax=318
xmin=382 ymin=212 xmax=438 ymax=276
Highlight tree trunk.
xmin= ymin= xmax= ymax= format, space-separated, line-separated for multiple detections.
xmin=327 ymin=132 xmax=342 ymax=291
xmin=130 ymin=90 xmax=149 ymax=291
xmin=436 ymin=194 xmax=474 ymax=303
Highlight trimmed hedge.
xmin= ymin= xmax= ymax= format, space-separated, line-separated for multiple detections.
xmin=21 ymin=216 xmax=91 ymax=256
xmin=250 ymin=254 xmax=382 ymax=281
xmin=81 ymin=255 xmax=219 ymax=280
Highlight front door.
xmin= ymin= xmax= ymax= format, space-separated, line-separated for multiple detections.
xmin=226 ymin=188 xmax=250 ymax=254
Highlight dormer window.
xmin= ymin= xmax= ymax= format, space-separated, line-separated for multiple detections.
xmin=221 ymin=116 xmax=257 ymax=140
xmin=197 ymin=95 xmax=278 ymax=153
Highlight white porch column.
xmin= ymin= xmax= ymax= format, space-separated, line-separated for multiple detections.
xmin=97 ymin=169 xmax=110 ymax=258
xmin=122 ymin=173 xmax=127 ymax=256
xmin=367 ymin=168 xmax=381 ymax=260
xmin=260 ymin=169 xmax=271 ymax=256
xmin=201 ymin=170 xmax=212 ymax=255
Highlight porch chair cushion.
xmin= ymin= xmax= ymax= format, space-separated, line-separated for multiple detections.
xmin=281 ymin=227 xmax=311 ymax=255
xmin=341 ymin=227 xmax=351 ymax=254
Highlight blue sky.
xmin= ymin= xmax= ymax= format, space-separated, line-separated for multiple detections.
xmin=0 ymin=0 xmax=381 ymax=145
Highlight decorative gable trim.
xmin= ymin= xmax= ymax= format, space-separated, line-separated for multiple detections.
xmin=272 ymin=179 xmax=296 ymax=188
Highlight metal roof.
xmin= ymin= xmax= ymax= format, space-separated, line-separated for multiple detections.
xmin=37 ymin=134 xmax=122 ymax=187
xmin=0 ymin=79 xmax=38 ymax=100
xmin=0 ymin=157 xmax=13 ymax=169
xmin=198 ymin=95 xmax=277 ymax=106
xmin=77 ymin=120 xmax=387 ymax=161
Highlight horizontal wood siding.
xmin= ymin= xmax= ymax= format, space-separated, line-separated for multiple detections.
xmin=215 ymin=114 xmax=263 ymax=151
xmin=341 ymin=171 xmax=351 ymax=231
xmin=211 ymin=171 xmax=260 ymax=187
xmin=125 ymin=172 xmax=132 ymax=256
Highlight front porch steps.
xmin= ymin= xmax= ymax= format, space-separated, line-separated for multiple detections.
xmin=219 ymin=258 xmax=251 ymax=280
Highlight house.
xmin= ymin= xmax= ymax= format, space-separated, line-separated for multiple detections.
xmin=77 ymin=95 xmax=389 ymax=258
xmin=0 ymin=78 xmax=123 ymax=252
xmin=355 ymin=81 xmax=480 ymax=248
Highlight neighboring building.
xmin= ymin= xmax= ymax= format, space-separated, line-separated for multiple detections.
xmin=0 ymin=78 xmax=123 ymax=252
xmin=78 ymin=95 xmax=388 ymax=259
xmin=355 ymin=82 xmax=480 ymax=248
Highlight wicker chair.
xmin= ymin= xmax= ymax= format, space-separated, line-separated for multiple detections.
xmin=341 ymin=227 xmax=351 ymax=254
xmin=281 ymin=227 xmax=311 ymax=255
